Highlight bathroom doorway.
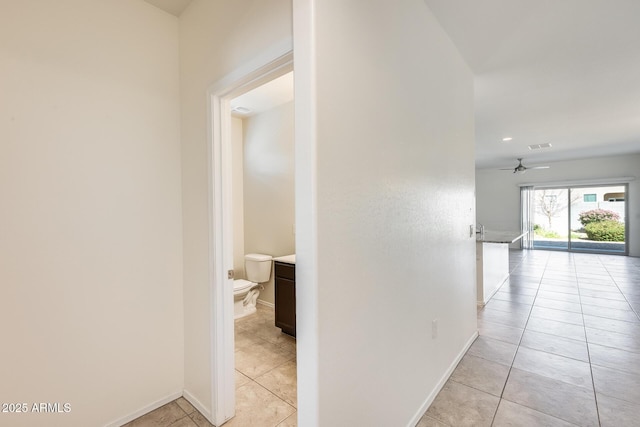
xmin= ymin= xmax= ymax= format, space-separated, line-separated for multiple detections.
xmin=207 ymin=49 xmax=295 ymax=426
xmin=228 ymin=72 xmax=298 ymax=424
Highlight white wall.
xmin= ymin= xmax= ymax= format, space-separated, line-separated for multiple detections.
xmin=179 ymin=0 xmax=293 ymax=416
xmin=295 ymin=0 xmax=477 ymax=425
xmin=243 ymin=102 xmax=296 ymax=305
xmin=476 ymin=154 xmax=640 ymax=256
xmin=231 ymin=117 xmax=246 ymax=279
xmin=0 ymin=1 xmax=183 ymax=426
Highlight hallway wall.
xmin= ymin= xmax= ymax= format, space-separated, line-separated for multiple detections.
xmin=295 ymin=0 xmax=477 ymax=424
xmin=0 ymin=1 xmax=183 ymax=425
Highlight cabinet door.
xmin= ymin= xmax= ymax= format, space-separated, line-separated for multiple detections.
xmin=275 ymin=277 xmax=296 ymax=337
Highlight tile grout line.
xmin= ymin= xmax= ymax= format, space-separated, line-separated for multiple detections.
xmin=490 ymin=249 xmax=545 ymax=427
xmin=233 ymin=306 xmax=298 ymax=427
xmin=236 ymin=306 xmax=298 ymax=427
xmin=239 ymin=378 xmax=297 ymax=426
xmin=252 ymin=378 xmax=297 ymax=411
xmin=493 ymin=251 xmax=596 ymax=427
xmin=428 ymin=251 xmax=639 ymax=427
xmin=603 ymin=259 xmax=640 ymax=322
xmin=577 ymin=255 xmax=602 ymax=427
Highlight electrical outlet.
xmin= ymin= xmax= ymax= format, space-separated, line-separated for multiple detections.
xmin=432 ymin=319 xmax=438 ymax=339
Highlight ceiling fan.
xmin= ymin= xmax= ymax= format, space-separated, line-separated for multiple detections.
xmin=500 ymin=158 xmax=550 ymax=174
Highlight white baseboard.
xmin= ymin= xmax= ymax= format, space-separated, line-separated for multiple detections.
xmin=407 ymin=330 xmax=479 ymax=427
xmin=182 ymin=389 xmax=212 ymax=422
xmin=256 ymin=299 xmax=275 ymax=309
xmin=105 ymin=390 xmax=182 ymax=427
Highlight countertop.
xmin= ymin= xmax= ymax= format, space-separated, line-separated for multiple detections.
xmin=476 ymin=230 xmax=527 ymax=244
xmin=273 ymin=254 xmax=296 ymax=264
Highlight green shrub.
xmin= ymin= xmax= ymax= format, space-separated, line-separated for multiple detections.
xmin=579 ymin=209 xmax=620 ymax=226
xmin=584 ymin=220 xmax=625 ymax=242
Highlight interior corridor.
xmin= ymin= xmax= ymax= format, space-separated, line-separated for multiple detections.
xmin=420 ymin=249 xmax=640 ymax=426
xmin=126 ymin=249 xmax=640 ymax=427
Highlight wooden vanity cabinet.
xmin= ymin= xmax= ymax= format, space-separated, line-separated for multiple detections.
xmin=274 ymin=261 xmax=296 ymax=337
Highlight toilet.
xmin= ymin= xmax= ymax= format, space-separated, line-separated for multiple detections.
xmin=233 ymin=253 xmax=273 ymax=319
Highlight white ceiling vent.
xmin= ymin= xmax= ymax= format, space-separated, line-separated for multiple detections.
xmin=231 ymin=106 xmax=252 ymax=115
xmin=528 ymin=143 xmax=553 ymax=150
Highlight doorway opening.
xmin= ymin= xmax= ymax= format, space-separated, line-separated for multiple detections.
xmin=206 ymin=48 xmax=294 ymax=426
xmin=229 ymin=72 xmax=298 ymax=424
xmin=523 ymin=184 xmax=628 ymax=255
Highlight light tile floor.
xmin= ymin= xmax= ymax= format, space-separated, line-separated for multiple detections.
xmin=419 ymin=249 xmax=640 ymax=427
xmin=231 ymin=305 xmax=297 ymax=426
xmin=125 ymin=305 xmax=297 ymax=427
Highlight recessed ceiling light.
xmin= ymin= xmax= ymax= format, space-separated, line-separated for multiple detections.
xmin=502 ymin=137 xmax=513 ymax=142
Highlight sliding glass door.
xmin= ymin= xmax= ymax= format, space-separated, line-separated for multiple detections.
xmin=530 ymin=184 xmax=627 ymax=254
xmin=568 ymin=185 xmax=626 ymax=253
xmin=532 ymin=188 xmax=570 ymax=250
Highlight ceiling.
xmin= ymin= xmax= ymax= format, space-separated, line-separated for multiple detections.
xmin=143 ymin=0 xmax=640 ymax=169
xmin=425 ymin=0 xmax=640 ymax=169
xmin=231 ymin=72 xmax=294 ymax=118
xmin=144 ymin=0 xmax=192 ymax=17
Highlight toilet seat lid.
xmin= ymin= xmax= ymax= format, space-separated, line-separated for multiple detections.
xmin=233 ymin=279 xmax=254 ymax=292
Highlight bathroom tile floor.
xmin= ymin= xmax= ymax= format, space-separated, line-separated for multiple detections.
xmin=232 ymin=305 xmax=297 ymax=426
xmin=419 ymin=249 xmax=640 ymax=427
xmin=125 ymin=305 xmax=297 ymax=427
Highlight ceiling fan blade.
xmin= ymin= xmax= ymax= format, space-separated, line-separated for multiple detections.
xmin=499 ymin=159 xmax=549 ymax=172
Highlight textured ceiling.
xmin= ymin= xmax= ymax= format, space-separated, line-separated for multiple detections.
xmin=425 ymin=0 xmax=640 ymax=169
xmin=142 ymin=0 xmax=640 ymax=169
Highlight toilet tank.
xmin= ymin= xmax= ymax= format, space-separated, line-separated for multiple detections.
xmin=245 ymin=253 xmax=273 ymax=283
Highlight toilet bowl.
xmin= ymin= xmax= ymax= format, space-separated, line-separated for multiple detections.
xmin=233 ymin=253 xmax=272 ymax=319
xmin=233 ymin=279 xmax=259 ymax=319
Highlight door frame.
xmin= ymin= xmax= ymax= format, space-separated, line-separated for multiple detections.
xmin=206 ymin=45 xmax=293 ymax=425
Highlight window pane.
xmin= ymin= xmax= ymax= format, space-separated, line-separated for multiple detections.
xmin=572 ymin=185 xmax=626 ymax=254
